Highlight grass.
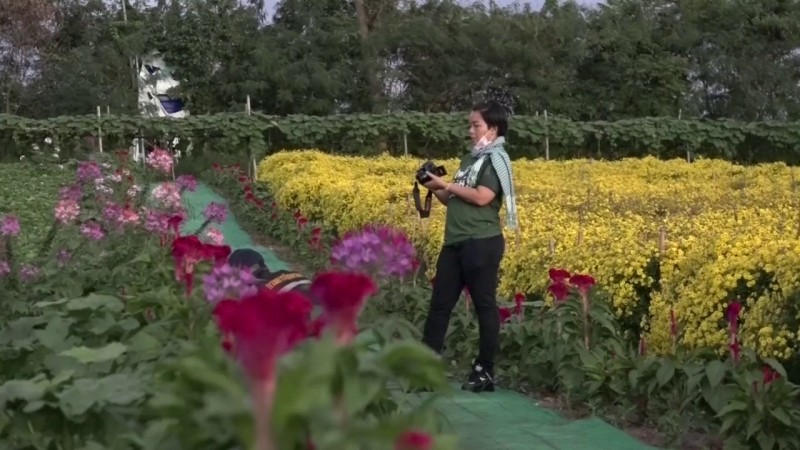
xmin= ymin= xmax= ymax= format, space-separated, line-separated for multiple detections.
xmin=0 ymin=162 xmax=73 ymax=261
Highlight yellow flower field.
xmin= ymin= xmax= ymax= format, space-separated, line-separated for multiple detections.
xmin=257 ymin=150 xmax=800 ymax=358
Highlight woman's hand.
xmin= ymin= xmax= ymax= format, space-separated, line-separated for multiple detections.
xmin=423 ymin=171 xmax=448 ymax=191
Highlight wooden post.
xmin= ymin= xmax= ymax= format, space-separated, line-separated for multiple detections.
xmin=544 ymin=109 xmax=550 ymax=161
xmin=403 ymin=132 xmax=408 ymax=156
xmin=658 ymin=225 xmax=667 ymax=256
xmin=97 ymin=106 xmax=104 ymax=153
xmin=679 ymin=109 xmax=691 ymax=163
xmin=246 ymin=95 xmax=256 ymax=179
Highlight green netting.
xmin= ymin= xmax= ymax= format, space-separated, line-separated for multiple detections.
xmin=183 ymin=182 xmax=656 ymax=450
xmin=179 ymin=183 xmax=289 ymax=271
xmin=416 ymin=385 xmax=657 ymax=450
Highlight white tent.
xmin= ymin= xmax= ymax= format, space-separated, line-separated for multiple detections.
xmin=132 ymin=54 xmax=191 ymax=162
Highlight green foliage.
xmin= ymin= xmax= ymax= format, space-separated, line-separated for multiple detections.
xmin=208 ymin=162 xmax=800 ymax=449
xmin=6 ymin=0 xmax=800 ymax=126
xmin=0 ymin=159 xmax=458 ymax=450
xmin=5 ymin=112 xmax=800 ymax=163
xmin=0 ymin=163 xmax=72 ymax=260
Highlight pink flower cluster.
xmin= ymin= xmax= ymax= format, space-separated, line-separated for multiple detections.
xmin=146 ymin=148 xmax=174 ymax=174
xmin=79 ymin=221 xmax=105 ymax=241
xmin=1 ymin=215 xmax=20 ymax=237
xmin=202 ymin=202 xmax=227 ymax=224
xmin=201 ymin=263 xmax=259 ymax=304
xmin=55 ymin=199 xmax=80 ymax=224
xmin=76 ymin=161 xmax=103 ymax=184
xmin=204 ymin=227 xmax=224 ymax=245
xmin=176 ymin=175 xmax=198 ymax=192
xmin=151 ymin=183 xmax=182 ymax=211
xmin=330 ymin=225 xmax=418 ymax=278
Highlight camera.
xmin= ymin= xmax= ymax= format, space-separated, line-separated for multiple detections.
xmin=415 ymin=160 xmax=447 ymax=184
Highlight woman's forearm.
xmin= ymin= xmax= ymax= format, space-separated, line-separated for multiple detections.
xmin=446 ymin=183 xmax=486 ymax=206
xmin=433 ymin=189 xmax=450 ymax=205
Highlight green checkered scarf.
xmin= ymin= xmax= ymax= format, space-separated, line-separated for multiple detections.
xmin=465 ymin=136 xmax=519 ymax=230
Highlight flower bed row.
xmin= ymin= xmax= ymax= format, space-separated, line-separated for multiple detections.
xmin=254 ymin=150 xmax=800 ymax=360
xmin=0 ymin=152 xmax=457 ymax=450
xmin=207 ymin=161 xmax=800 ymax=450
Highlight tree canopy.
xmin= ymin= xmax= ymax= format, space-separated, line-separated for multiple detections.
xmin=2 ymin=0 xmax=799 ymax=121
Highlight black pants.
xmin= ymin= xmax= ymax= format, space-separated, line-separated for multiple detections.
xmin=421 ymin=234 xmax=505 ymax=370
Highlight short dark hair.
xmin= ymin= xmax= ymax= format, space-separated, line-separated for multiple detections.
xmin=229 ymin=248 xmax=268 ymax=271
xmin=472 ymin=101 xmax=509 ymax=137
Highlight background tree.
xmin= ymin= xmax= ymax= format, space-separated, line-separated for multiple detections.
xmin=1 ymin=0 xmax=799 ymax=122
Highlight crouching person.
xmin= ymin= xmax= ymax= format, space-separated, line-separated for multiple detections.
xmin=228 ymin=248 xmax=311 ymax=295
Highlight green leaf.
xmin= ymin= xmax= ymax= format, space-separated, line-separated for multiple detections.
xmin=341 ymin=373 xmax=384 ymax=415
xmin=0 ymin=376 xmax=49 ymax=409
xmin=756 ymin=431 xmax=776 ymax=450
xmin=656 ymin=358 xmax=676 ymax=387
xmin=762 ymin=358 xmax=788 ymax=379
xmin=33 ymin=298 xmax=71 ymax=308
xmin=379 ymin=341 xmax=449 ymax=389
xmin=717 ymin=400 xmax=748 ymax=416
xmin=87 ymin=314 xmax=117 ymax=335
xmin=128 ymin=330 xmax=163 ymax=362
xmin=66 ymin=294 xmax=125 ymax=312
xmin=272 ymin=339 xmax=338 ymax=433
xmin=770 ymin=407 xmax=792 ymax=426
xmin=57 ymin=380 xmax=98 ymax=417
xmin=60 ymin=342 xmax=127 ymax=363
xmin=57 ymin=374 xmax=146 ymax=417
xmin=33 ymin=317 xmax=74 ymax=351
xmin=705 ymin=360 xmax=727 ymax=388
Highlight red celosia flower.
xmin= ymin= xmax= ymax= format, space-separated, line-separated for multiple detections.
xmin=310 ymin=272 xmax=377 ymax=345
xmin=669 ymin=307 xmax=678 ymax=338
xmin=221 ymin=332 xmax=235 ymax=354
xmin=727 ymin=301 xmax=742 ymax=334
xmin=308 ymin=317 xmax=326 ymax=339
xmin=167 ymin=213 xmax=184 ymax=235
xmin=569 ymin=274 xmax=596 ymax=297
xmin=514 ymin=292 xmax=525 ymax=315
xmin=548 ymin=282 xmax=569 ymax=302
xmin=308 ymin=227 xmax=323 ymax=250
xmin=763 ymin=366 xmax=780 ymax=385
xmin=499 ymin=306 xmax=513 ymax=324
xmin=729 ymin=340 xmax=741 ymax=363
xmin=548 ymin=268 xmax=571 ymax=284
xmin=395 ymin=430 xmax=433 ymax=450
xmin=171 ymin=235 xmax=231 ymax=295
xmin=213 ymin=289 xmax=312 ymax=381
xmin=297 ymin=217 xmax=308 ymax=231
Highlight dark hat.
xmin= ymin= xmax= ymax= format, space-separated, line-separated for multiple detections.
xmin=228 ymin=248 xmax=267 ymax=271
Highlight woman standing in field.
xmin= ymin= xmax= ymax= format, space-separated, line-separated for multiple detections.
xmin=419 ymin=100 xmax=519 ymax=393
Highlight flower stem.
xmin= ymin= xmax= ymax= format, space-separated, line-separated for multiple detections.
xmin=193 ymin=219 xmax=211 ymax=236
xmin=251 ymin=379 xmax=277 ymax=450
xmin=581 ymin=294 xmax=590 ymax=350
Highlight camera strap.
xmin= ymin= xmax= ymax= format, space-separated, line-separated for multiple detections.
xmin=412 ymin=182 xmax=433 ymax=219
